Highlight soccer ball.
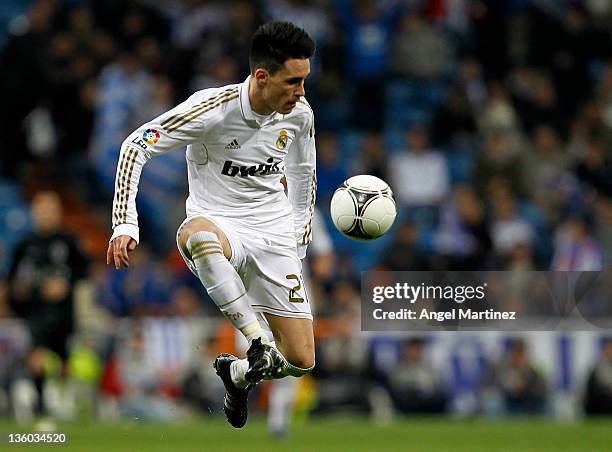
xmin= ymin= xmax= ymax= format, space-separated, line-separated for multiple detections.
xmin=330 ymin=175 xmax=397 ymax=241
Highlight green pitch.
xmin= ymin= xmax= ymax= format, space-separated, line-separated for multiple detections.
xmin=2 ymin=417 xmax=612 ymax=451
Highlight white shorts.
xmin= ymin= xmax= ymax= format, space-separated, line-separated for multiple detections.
xmin=176 ymin=214 xmax=312 ymax=320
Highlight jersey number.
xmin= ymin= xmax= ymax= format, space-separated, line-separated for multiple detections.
xmin=286 ymin=274 xmax=304 ymax=303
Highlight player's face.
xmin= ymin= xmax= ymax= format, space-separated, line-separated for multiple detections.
xmin=264 ymin=58 xmax=310 ymax=114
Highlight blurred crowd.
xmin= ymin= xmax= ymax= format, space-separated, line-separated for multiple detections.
xmin=1 ymin=0 xmax=612 ymax=425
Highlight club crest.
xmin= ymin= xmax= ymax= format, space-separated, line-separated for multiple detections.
xmin=276 ymin=129 xmax=288 ymax=150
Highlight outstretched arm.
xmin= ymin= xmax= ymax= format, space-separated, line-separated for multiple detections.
xmin=107 ymin=89 xmax=221 ymax=268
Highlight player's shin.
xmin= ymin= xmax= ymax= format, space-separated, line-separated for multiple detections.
xmin=187 ymin=231 xmax=267 ymax=344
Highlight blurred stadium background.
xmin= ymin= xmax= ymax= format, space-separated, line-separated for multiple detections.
xmin=1 ymin=0 xmax=612 ymax=450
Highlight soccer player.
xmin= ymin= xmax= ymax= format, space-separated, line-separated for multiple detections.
xmin=107 ymin=22 xmax=316 ymax=428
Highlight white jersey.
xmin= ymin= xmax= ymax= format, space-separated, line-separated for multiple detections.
xmin=110 ymin=76 xmax=316 ymax=258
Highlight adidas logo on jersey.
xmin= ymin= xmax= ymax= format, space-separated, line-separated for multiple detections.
xmin=224 ymin=139 xmax=241 ymax=150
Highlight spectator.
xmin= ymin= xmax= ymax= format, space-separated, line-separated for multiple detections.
xmin=382 ymin=338 xmax=447 ymax=414
xmin=474 ymin=132 xmax=527 ymax=199
xmin=390 ymin=10 xmax=453 ymax=81
xmin=336 ymin=0 xmax=400 ymax=129
xmin=524 ymin=125 xmax=575 ymax=223
xmin=116 ymin=325 xmax=182 ymax=421
xmin=551 ymin=214 xmax=605 ymax=271
xmin=170 ymin=0 xmax=227 ymax=50
xmin=593 ymin=197 xmax=612 ymax=261
xmin=0 ymin=280 xmax=10 ymax=318
xmin=0 ymin=0 xmax=58 ymax=178
xmin=8 ymin=191 xmax=89 ymax=417
xmin=381 ymin=221 xmax=429 ymax=271
xmin=575 ymin=139 xmax=612 ymax=199
xmin=470 ymin=0 xmax=513 ymax=79
xmin=353 ymin=132 xmax=388 ymax=182
xmin=504 ymin=243 xmax=536 ymax=271
xmin=431 ymin=86 xmax=478 ymax=148
xmin=264 ymin=0 xmax=331 ymax=52
xmin=424 ymin=0 xmax=471 ymax=40
xmin=508 ymin=68 xmax=564 ymax=134
xmin=457 ymin=57 xmax=487 ymax=110
xmin=488 ymin=182 xmax=535 ymax=260
xmin=520 ymin=75 xmax=564 ymax=135
xmin=549 ymin=6 xmax=604 ymax=118
xmin=483 ymin=338 xmax=547 ymax=415
xmin=435 ymin=184 xmax=492 ymax=270
xmin=314 ymin=281 xmax=369 ymax=414
xmin=595 ymin=64 xmax=612 ymax=134
xmin=191 ymin=55 xmax=240 ymax=91
xmin=584 ymin=337 xmax=612 ymax=415
xmin=317 ymin=133 xmax=349 ymax=206
xmin=389 ymin=125 xmax=450 ymax=214
xmin=477 ymin=82 xmax=521 ymax=137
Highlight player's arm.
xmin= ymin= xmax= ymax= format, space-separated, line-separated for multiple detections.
xmin=108 ymin=92 xmax=212 ymax=269
xmin=284 ymin=109 xmax=316 ymax=259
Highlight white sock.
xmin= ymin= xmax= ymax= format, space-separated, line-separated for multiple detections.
xmin=187 ymin=231 xmax=267 ymax=344
xmin=230 ymin=337 xmax=278 ymax=389
xmin=230 ymin=359 xmax=250 ymax=388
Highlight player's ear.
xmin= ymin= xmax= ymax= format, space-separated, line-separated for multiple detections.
xmin=254 ymin=68 xmax=268 ymax=86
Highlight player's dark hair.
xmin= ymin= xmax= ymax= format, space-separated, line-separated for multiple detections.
xmin=249 ymin=21 xmax=315 ymax=75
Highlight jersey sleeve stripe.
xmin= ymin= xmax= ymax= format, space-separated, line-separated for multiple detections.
xmin=161 ymin=87 xmax=235 ymax=128
xmin=161 ymin=87 xmax=238 ymax=131
xmin=113 ymin=148 xmax=131 ymax=224
xmin=121 ymin=148 xmax=139 ymax=223
xmin=112 ymin=147 xmax=137 ymax=227
xmin=113 ymin=147 xmax=136 ymax=227
xmin=166 ymin=92 xmax=239 ymax=133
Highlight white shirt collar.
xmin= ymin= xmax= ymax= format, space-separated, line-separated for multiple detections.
xmin=239 ymin=75 xmax=277 ymax=127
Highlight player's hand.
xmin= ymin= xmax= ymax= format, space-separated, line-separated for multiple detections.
xmin=107 ymin=235 xmax=137 ymax=270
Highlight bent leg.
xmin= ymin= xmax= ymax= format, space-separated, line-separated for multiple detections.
xmin=177 ymin=217 xmax=267 ymax=344
xmin=177 ymin=217 xmax=232 ymax=260
xmin=265 ymin=314 xmax=315 ymax=371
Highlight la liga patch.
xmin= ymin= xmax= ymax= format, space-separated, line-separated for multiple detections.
xmin=143 ymin=129 xmax=160 ymax=145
